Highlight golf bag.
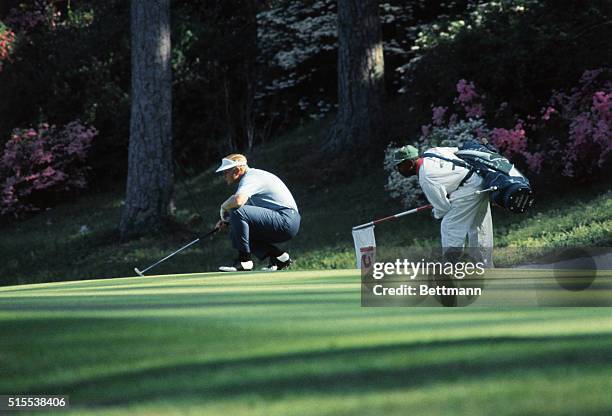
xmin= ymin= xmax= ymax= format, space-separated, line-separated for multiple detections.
xmin=424 ymin=140 xmax=535 ymax=213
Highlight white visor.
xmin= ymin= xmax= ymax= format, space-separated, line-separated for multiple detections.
xmin=215 ymin=158 xmax=247 ymax=173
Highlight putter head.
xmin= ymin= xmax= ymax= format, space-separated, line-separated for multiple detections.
xmin=134 ymin=267 xmax=145 ymax=277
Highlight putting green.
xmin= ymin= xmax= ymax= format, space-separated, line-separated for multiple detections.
xmin=1 ymin=270 xmax=611 ymax=415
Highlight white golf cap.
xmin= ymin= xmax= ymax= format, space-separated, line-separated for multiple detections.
xmin=215 ymin=158 xmax=247 ymax=173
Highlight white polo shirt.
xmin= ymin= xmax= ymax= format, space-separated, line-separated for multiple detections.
xmin=236 ymin=168 xmax=298 ymax=212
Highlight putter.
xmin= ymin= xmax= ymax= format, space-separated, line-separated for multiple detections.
xmin=134 ymin=225 xmax=223 ymax=276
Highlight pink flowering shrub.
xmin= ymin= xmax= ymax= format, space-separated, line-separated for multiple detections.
xmin=0 ymin=121 xmax=97 ymax=217
xmin=454 ymin=79 xmax=484 ymax=118
xmin=489 ymin=122 xmax=527 ymax=156
xmin=421 ymin=79 xmax=487 ymax=136
xmin=1 ymin=1 xmax=60 ymax=73
xmin=536 ymin=69 xmax=611 ymax=178
xmin=0 ymin=23 xmax=15 ymax=71
xmin=431 ymin=106 xmax=447 ymax=126
xmin=416 ymin=72 xmax=611 ymax=180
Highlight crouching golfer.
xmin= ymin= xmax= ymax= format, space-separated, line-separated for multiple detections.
xmin=215 ymin=154 xmax=300 ymax=272
xmin=394 ymin=145 xmax=493 ymax=267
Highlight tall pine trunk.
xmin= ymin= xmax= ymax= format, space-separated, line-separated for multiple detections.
xmin=327 ymin=0 xmax=385 ymax=154
xmin=120 ymin=0 xmax=174 ymax=238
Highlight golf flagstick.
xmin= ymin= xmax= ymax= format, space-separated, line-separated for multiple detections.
xmin=352 ymin=204 xmax=433 ymax=231
xmin=351 ymin=186 xmax=498 ymax=269
xmin=351 ymin=186 xmax=498 ymax=231
xmin=134 ymin=226 xmax=222 ymax=276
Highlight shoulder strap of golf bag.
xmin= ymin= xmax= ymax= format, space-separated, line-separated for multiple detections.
xmin=423 ymin=141 xmax=535 ymax=213
xmin=421 ymin=152 xmax=478 ymax=188
xmin=455 ymin=140 xmax=514 ymax=175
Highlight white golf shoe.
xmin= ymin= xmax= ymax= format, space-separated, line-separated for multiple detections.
xmin=261 ymin=253 xmax=292 ymax=272
xmin=219 ymin=260 xmax=254 ymax=272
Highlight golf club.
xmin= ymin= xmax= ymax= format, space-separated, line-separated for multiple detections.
xmin=352 ymin=186 xmax=498 ymax=231
xmin=475 ymin=185 xmax=498 ymax=195
xmin=134 ymin=225 xmax=222 ymax=276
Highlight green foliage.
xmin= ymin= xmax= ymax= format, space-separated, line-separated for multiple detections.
xmin=2 ymin=0 xmax=609 ymax=187
xmin=497 ymin=190 xmax=612 ymax=248
xmin=399 ymin=0 xmax=611 ymax=135
xmin=2 ymin=0 xmax=485 ymax=179
xmin=171 ymin=0 xmax=259 ymax=165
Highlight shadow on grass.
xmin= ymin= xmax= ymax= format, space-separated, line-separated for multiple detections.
xmin=18 ymin=333 xmax=612 ymax=406
xmin=0 ymin=291 xmax=357 ymax=311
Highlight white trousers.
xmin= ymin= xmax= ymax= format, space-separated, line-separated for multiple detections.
xmin=441 ymin=174 xmax=494 ymax=267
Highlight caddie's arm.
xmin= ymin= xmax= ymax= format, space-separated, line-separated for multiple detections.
xmin=419 ymin=177 xmax=451 ymax=219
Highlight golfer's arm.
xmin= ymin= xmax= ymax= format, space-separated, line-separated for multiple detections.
xmin=221 ymin=194 xmax=248 ymax=210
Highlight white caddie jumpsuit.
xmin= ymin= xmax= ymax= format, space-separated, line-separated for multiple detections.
xmin=418 ymin=147 xmax=494 ymax=267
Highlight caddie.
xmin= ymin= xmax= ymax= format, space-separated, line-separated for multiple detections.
xmin=215 ymin=154 xmax=300 ymax=272
xmin=394 ymin=144 xmax=493 ymax=266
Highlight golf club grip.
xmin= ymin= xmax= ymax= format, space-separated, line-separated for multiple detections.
xmin=201 ymin=225 xmax=224 ymax=239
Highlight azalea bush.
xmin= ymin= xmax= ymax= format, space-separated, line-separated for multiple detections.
xmin=0 ymin=22 xmax=15 ymax=71
xmin=0 ymin=121 xmax=98 ymax=217
xmin=397 ymin=0 xmax=609 ymax=136
xmin=0 ymin=0 xmax=129 ymax=184
xmin=418 ymin=78 xmax=541 ymax=172
xmin=385 ymin=69 xmax=611 ymax=205
xmin=533 ymin=68 xmax=611 ymax=179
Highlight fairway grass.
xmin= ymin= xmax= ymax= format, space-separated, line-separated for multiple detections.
xmin=1 ymin=270 xmax=611 ymax=415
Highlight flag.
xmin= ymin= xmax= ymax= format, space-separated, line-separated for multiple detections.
xmin=352 ymin=226 xmax=376 ymax=269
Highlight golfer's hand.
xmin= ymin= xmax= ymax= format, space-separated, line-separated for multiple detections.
xmin=219 ymin=206 xmax=229 ymax=221
xmin=216 ymin=220 xmax=229 ymax=231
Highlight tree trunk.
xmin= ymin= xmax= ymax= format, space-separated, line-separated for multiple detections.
xmin=327 ymin=0 xmax=385 ymax=154
xmin=120 ymin=0 xmax=173 ymax=239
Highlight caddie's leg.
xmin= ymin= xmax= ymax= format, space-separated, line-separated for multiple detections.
xmin=440 ymin=175 xmax=485 ymax=258
xmin=467 ymin=201 xmax=494 ymax=267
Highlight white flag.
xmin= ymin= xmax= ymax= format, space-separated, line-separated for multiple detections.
xmin=352 ymin=226 xmax=376 ymax=269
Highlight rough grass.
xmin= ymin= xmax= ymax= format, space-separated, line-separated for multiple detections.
xmin=1 ymin=270 xmax=611 ymax=415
